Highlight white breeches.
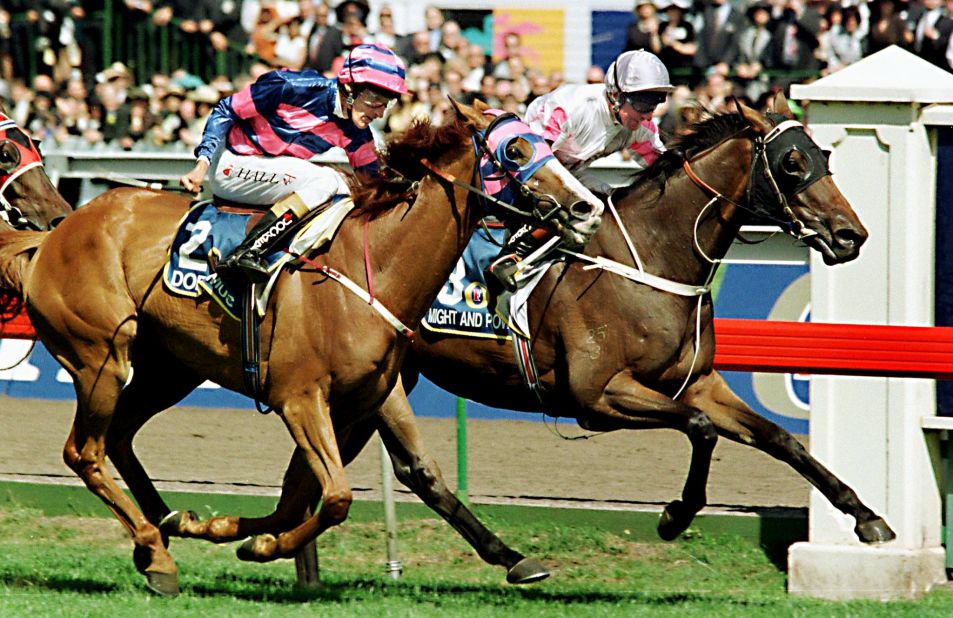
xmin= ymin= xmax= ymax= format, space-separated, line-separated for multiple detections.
xmin=209 ymin=148 xmax=350 ymax=210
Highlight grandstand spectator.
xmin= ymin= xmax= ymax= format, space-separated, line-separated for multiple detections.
xmin=151 ymin=84 xmax=186 ymax=146
xmin=460 ymin=43 xmax=488 ymax=93
xmin=913 ymin=0 xmax=952 ymax=68
xmin=735 ymin=1 xmax=773 ymax=100
xmin=476 ymin=73 xmax=499 ymax=107
xmin=865 ymin=0 xmax=913 ymax=55
xmin=826 ymin=5 xmax=865 ymax=72
xmin=623 ymin=0 xmax=663 ymax=55
xmin=423 ymin=5 xmax=444 ymax=51
xmin=301 ymin=1 xmax=330 ymax=67
xmin=762 ymin=0 xmax=824 ymax=88
xmin=657 ymin=0 xmax=697 ymax=84
xmin=438 ymin=19 xmax=467 ymax=64
xmin=693 ymin=0 xmax=746 ymax=78
xmin=310 ymin=0 xmax=368 ymax=74
xmin=585 ymin=65 xmax=605 ymax=84
xmin=367 ymin=3 xmax=397 ymax=50
xmin=209 ymin=0 xmax=247 ymax=60
xmin=491 ymin=31 xmax=524 ymax=80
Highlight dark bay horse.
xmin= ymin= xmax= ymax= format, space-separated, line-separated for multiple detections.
xmin=237 ymin=96 xmax=892 ymax=573
xmin=399 ymin=95 xmax=892 ymax=543
xmin=0 ymin=100 xmax=602 ymax=596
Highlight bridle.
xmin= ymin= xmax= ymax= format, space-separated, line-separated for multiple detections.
xmin=682 ymin=117 xmax=831 ymax=245
xmin=419 ymin=110 xmax=594 ymax=236
xmin=0 ymin=115 xmax=47 ymax=231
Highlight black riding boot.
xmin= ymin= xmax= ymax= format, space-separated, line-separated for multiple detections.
xmin=216 ymin=193 xmax=310 ymax=284
xmin=485 ymin=224 xmax=554 ymax=294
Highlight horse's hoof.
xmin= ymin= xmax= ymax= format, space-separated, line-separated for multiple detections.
xmin=856 ymin=518 xmax=896 ymax=544
xmin=506 ymin=557 xmax=550 ymax=584
xmin=657 ymin=500 xmax=692 ymax=541
xmin=158 ymin=510 xmax=198 ymax=537
xmin=145 ymin=571 xmax=180 ymax=597
xmin=237 ymin=534 xmax=278 ymax=562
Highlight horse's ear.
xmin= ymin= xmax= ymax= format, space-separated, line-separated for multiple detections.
xmin=471 ymin=98 xmax=490 ymax=113
xmin=739 ymin=101 xmax=773 ymax=135
xmin=447 ymin=96 xmax=486 ymax=129
xmin=773 ymin=92 xmax=794 ymax=119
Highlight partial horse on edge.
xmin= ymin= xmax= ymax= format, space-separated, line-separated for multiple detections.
xmin=0 ymin=100 xmax=602 ymax=596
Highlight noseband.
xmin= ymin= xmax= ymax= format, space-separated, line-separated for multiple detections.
xmin=682 ymin=119 xmax=830 ymax=241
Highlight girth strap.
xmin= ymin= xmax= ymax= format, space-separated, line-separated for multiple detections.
xmin=241 ymin=286 xmax=273 ymax=414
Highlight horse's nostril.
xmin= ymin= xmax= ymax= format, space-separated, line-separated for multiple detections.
xmin=834 ymin=228 xmax=865 ymax=249
xmin=569 ymin=201 xmax=594 ymax=220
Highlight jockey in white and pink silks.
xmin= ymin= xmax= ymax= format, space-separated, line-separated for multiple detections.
xmin=179 ymin=43 xmax=408 ymax=284
xmin=486 ymin=49 xmax=675 ymax=295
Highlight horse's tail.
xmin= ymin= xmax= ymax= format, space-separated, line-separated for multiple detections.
xmin=0 ymin=230 xmax=47 ymax=295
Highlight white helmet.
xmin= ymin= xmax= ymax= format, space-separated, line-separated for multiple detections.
xmin=605 ymin=50 xmax=674 ymax=103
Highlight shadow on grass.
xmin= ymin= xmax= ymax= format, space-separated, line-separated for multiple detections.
xmin=0 ymin=572 xmax=122 ymax=594
xmin=185 ymin=573 xmax=778 ymax=608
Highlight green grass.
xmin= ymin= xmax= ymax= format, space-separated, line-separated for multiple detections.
xmin=1 ymin=505 xmax=952 ymax=617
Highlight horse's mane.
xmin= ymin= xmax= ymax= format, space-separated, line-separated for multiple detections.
xmin=621 ymin=109 xmax=752 ymax=197
xmin=348 ymin=118 xmax=472 ymax=219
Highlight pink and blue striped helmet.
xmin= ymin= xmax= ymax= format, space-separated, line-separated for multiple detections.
xmin=338 ymin=43 xmax=408 ymax=96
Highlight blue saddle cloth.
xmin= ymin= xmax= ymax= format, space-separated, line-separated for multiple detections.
xmin=163 ymin=201 xmax=290 ymax=319
xmin=421 ymin=223 xmax=512 ymax=340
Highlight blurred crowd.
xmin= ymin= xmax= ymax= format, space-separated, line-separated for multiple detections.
xmin=0 ymin=0 xmax=948 ymax=154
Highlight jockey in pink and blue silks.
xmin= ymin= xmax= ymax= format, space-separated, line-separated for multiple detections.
xmin=179 ymin=43 xmax=408 ymax=284
xmin=486 ymin=49 xmax=674 ymax=294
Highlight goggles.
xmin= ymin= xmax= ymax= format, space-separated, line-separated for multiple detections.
xmin=356 ymin=88 xmax=398 ymax=112
xmin=621 ymin=91 xmax=667 ymax=114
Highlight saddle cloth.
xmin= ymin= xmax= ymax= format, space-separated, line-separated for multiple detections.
xmin=421 ymin=224 xmax=548 ymax=340
xmin=163 ymin=196 xmax=354 ymax=319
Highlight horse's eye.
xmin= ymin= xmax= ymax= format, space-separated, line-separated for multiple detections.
xmin=0 ymin=141 xmax=20 ymax=173
xmin=504 ymin=139 xmax=529 ymax=167
xmin=781 ymin=150 xmax=804 ymax=177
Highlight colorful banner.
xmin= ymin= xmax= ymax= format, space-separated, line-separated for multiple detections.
xmin=492 ymin=9 xmax=565 ymax=77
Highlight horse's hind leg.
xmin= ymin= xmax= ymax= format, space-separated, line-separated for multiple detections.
xmin=52 ymin=320 xmax=181 ymax=596
xmin=106 ymin=347 xmax=204 ymax=526
xmin=377 ymin=379 xmax=549 ymax=584
xmin=681 ymin=370 xmax=895 ymax=543
xmin=586 ymin=373 xmax=719 ymax=541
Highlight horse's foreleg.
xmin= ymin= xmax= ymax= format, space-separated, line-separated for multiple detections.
xmin=378 ymin=378 xmax=549 ymax=584
xmin=681 ymin=371 xmax=895 ymax=543
xmin=589 ymin=373 xmax=719 ymax=541
xmin=163 ymin=422 xmax=378 ymax=544
xmin=236 ymin=386 xmax=352 ymax=562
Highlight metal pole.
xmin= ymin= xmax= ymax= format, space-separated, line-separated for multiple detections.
xmin=456 ymin=396 xmax=468 ymax=504
xmin=293 ymin=506 xmax=320 ymax=588
xmin=379 ymin=437 xmax=403 ymax=580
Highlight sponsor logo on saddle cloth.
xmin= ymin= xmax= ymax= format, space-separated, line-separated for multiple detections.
xmin=163 ymin=196 xmax=354 ymax=319
xmin=422 ymin=223 xmax=548 ymax=340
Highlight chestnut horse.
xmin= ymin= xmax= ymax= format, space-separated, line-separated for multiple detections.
xmin=0 ymin=101 xmax=602 ymax=596
xmin=232 ymin=96 xmax=893 ymax=572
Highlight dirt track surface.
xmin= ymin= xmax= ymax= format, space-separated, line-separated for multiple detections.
xmin=0 ymin=396 xmax=809 ymax=511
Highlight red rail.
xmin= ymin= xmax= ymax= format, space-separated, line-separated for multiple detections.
xmin=4 ymin=312 xmax=953 ymax=380
xmin=713 ymin=318 xmax=953 ymax=380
